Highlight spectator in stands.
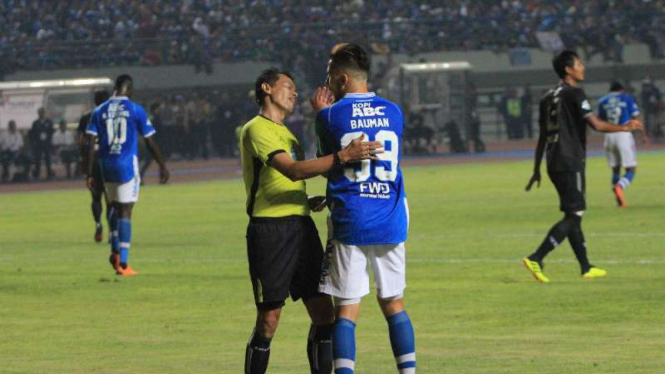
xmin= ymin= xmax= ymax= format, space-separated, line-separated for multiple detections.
xmin=52 ymin=119 xmax=78 ymax=178
xmin=499 ymin=87 xmax=524 ymax=139
xmin=28 ymin=107 xmax=54 ymax=180
xmin=158 ymin=97 xmax=177 ymax=159
xmin=640 ymin=76 xmax=663 ymax=139
xmin=521 ymin=84 xmax=534 ymax=139
xmin=0 ymin=120 xmax=29 ymax=182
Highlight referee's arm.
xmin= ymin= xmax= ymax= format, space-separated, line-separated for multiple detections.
xmin=270 ymin=134 xmax=381 ymax=181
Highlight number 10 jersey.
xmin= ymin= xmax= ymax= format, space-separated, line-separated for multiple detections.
xmin=86 ymin=96 xmax=156 ymax=183
xmin=316 ymin=92 xmax=408 ymax=246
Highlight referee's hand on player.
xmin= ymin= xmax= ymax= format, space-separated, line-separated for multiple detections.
xmin=340 ymin=133 xmax=384 ymax=163
xmin=525 ymin=171 xmax=541 ymax=191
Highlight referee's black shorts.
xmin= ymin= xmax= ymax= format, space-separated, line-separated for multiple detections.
xmin=246 ymin=215 xmax=324 ymax=310
xmin=548 ymin=170 xmax=586 ymax=213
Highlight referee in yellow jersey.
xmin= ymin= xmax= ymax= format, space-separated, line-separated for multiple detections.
xmin=241 ymin=68 xmax=381 ymax=374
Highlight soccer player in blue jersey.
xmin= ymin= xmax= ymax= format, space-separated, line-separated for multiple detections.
xmin=598 ymin=81 xmax=645 ymax=208
xmin=314 ymin=44 xmax=416 ymax=374
xmin=85 ymin=74 xmax=169 ymax=276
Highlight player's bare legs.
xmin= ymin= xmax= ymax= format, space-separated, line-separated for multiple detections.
xmin=255 ymin=307 xmax=282 ymax=339
xmin=305 ymin=295 xmax=334 ymax=374
xmin=245 ymin=307 xmax=282 ymax=374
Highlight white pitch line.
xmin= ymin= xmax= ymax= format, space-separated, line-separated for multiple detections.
xmin=1 ymin=257 xmax=664 ymax=265
xmin=413 ymin=232 xmax=665 ymax=239
xmin=408 ymin=258 xmax=665 ymax=265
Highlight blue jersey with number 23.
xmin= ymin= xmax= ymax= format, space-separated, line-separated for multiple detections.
xmin=316 ymin=92 xmax=408 ymax=246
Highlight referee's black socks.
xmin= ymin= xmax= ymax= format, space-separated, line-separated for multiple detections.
xmin=245 ymin=330 xmax=271 ymax=374
xmin=307 ymin=323 xmax=333 ymax=374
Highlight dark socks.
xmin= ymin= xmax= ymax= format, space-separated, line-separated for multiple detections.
xmin=529 ymin=217 xmax=573 ymax=263
xmin=567 ymin=215 xmax=591 ymax=274
xmin=530 ymin=213 xmax=592 ymax=274
xmin=92 ymin=200 xmax=102 ymax=224
xmin=245 ymin=331 xmax=271 ymax=374
xmin=307 ymin=324 xmax=333 ymax=374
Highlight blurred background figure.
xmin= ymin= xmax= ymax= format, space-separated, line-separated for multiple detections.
xmin=52 ymin=120 xmax=78 ymax=178
xmin=29 ymin=107 xmax=54 ymax=180
xmin=0 ymin=120 xmax=30 ymax=183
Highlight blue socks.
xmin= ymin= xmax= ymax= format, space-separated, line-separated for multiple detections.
xmin=332 ymin=312 xmax=416 ymax=374
xmin=611 ymin=172 xmax=620 ymax=185
xmin=388 ymin=311 xmax=416 ymax=374
xmin=118 ymin=218 xmax=132 ymax=266
xmin=614 ymin=170 xmax=635 ymax=189
xmin=333 ymin=318 xmax=356 ymax=374
xmin=108 ymin=208 xmax=119 ymax=255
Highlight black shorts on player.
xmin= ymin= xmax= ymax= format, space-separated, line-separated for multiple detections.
xmin=548 ymin=170 xmax=586 ymax=212
xmin=246 ymin=215 xmax=324 ymax=310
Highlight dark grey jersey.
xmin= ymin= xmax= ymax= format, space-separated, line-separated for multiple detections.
xmin=540 ymin=83 xmax=593 ymax=172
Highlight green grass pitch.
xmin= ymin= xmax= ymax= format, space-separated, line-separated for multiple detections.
xmin=1 ymin=153 xmax=664 ymax=374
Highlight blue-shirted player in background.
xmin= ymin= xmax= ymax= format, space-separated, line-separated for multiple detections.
xmin=598 ymin=81 xmax=646 ymax=208
xmin=85 ymin=74 xmax=169 ymax=276
xmin=313 ymin=44 xmax=416 ymax=374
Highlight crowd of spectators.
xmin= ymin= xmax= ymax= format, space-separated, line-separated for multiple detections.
xmin=1 ymin=0 xmax=665 ymax=81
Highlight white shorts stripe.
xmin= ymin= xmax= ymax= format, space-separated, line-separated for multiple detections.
xmin=396 ymin=353 xmax=416 ymax=364
xmin=334 ymin=359 xmax=355 ymax=370
xmin=120 ymin=242 xmax=130 ymax=249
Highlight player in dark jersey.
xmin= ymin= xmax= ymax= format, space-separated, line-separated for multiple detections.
xmin=523 ymin=50 xmax=643 ymax=283
xmin=78 ymin=90 xmax=111 ymax=242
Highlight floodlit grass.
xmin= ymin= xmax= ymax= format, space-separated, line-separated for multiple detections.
xmin=1 ymin=153 xmax=664 ymax=373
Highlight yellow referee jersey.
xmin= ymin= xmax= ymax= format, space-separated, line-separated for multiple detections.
xmin=240 ymin=115 xmax=310 ymax=218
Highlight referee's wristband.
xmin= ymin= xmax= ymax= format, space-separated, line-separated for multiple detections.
xmin=333 ymin=151 xmax=347 ymax=167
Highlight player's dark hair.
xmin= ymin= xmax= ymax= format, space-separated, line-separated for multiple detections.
xmin=94 ymin=90 xmax=110 ymax=106
xmin=114 ymin=74 xmax=133 ymax=91
xmin=329 ymin=43 xmax=370 ymax=79
xmin=254 ymin=68 xmax=294 ymax=106
xmin=552 ymin=50 xmax=579 ymax=79
xmin=610 ymin=80 xmax=625 ymax=92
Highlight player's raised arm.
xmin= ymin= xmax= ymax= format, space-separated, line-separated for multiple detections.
xmin=270 ymin=133 xmax=382 ymax=182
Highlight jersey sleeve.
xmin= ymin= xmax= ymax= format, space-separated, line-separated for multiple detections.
xmin=628 ymin=95 xmax=640 ymax=117
xmin=86 ymin=111 xmax=99 ymax=136
xmin=572 ymin=88 xmax=593 ymax=119
xmin=136 ymin=105 xmax=156 ymax=138
xmin=315 ymin=108 xmax=334 ymax=158
xmin=597 ymin=99 xmax=607 ymax=120
xmin=244 ymin=122 xmax=285 ymax=165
